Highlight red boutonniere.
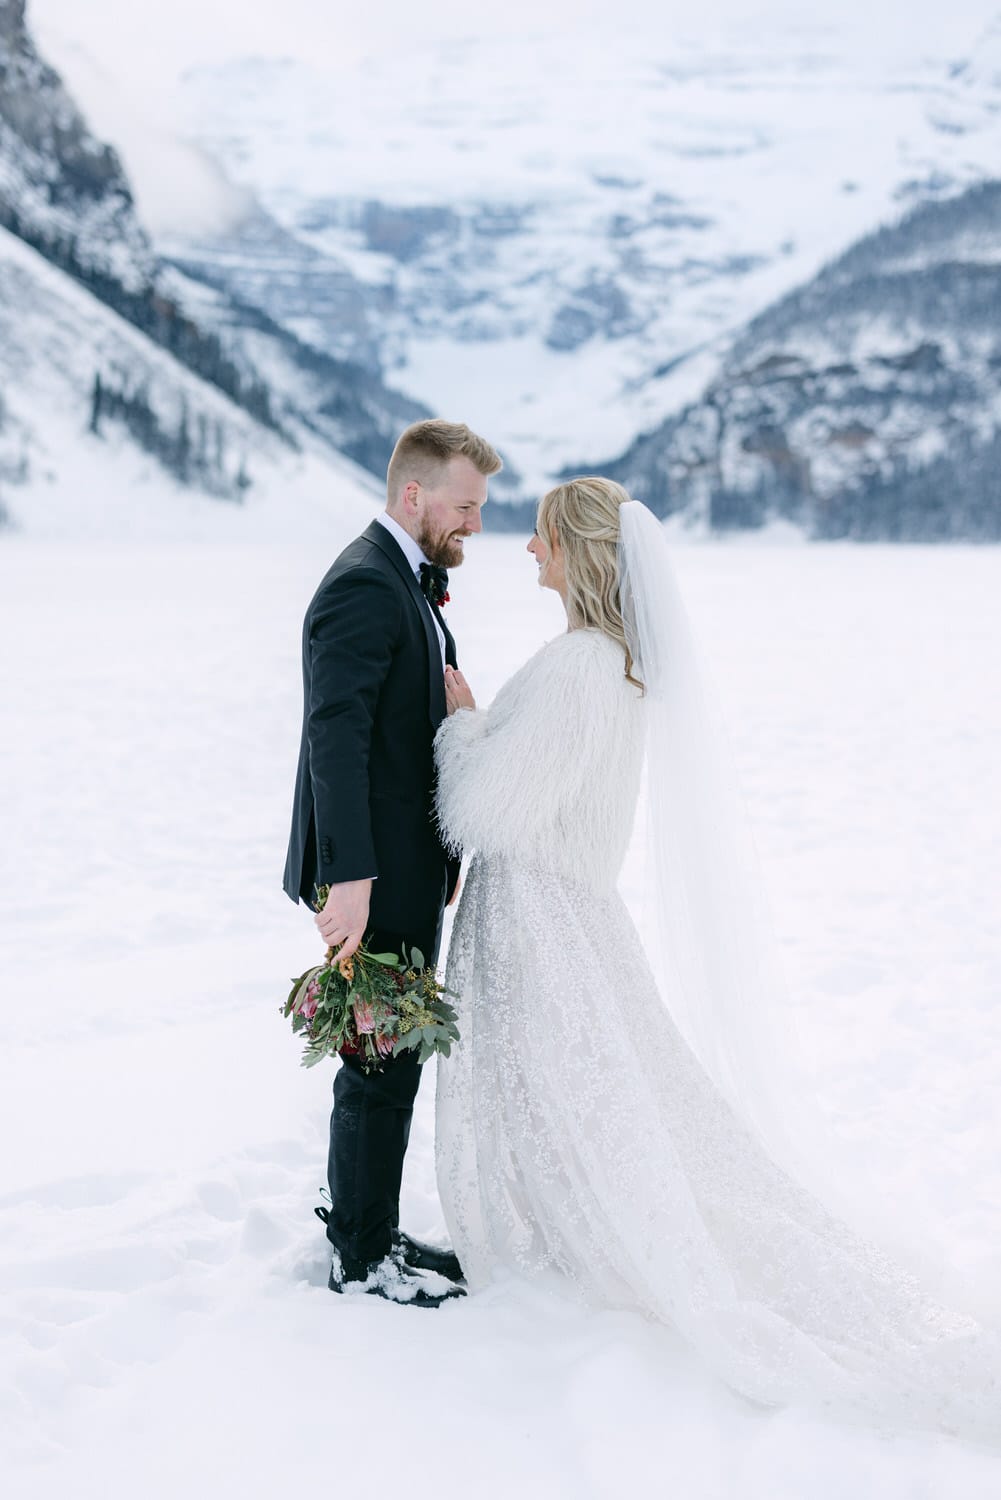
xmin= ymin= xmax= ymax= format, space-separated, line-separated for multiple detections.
xmin=443 ymin=592 xmax=451 ymax=605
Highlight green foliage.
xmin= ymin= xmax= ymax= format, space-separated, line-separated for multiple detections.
xmin=281 ymin=923 xmax=460 ymax=1075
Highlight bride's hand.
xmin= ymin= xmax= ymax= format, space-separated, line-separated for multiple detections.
xmin=445 ymin=666 xmax=476 ymax=714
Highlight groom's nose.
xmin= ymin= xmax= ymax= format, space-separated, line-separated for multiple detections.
xmin=466 ymin=509 xmax=483 ymax=534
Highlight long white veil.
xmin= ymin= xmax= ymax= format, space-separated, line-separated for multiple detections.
xmin=618 ymin=499 xmax=1001 ymax=1326
xmin=618 ymin=501 xmax=902 ymax=1229
xmin=618 ymin=505 xmax=810 ymax=1176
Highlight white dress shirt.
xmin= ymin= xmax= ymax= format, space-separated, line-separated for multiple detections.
xmin=375 ymin=511 xmax=447 ymax=668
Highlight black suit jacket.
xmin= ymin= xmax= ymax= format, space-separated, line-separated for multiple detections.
xmin=283 ymin=520 xmax=460 ymax=947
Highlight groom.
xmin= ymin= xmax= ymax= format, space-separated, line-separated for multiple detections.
xmin=284 ymin=418 xmax=502 ymax=1307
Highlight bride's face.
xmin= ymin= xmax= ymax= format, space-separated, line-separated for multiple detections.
xmin=527 ymin=523 xmax=567 ymax=602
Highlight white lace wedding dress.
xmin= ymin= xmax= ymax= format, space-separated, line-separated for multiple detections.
xmin=433 ymin=626 xmax=999 ymax=1443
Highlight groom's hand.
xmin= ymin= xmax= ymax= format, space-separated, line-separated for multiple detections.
xmin=315 ymin=877 xmax=372 ymax=961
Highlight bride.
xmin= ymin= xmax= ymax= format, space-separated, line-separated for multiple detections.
xmin=432 ymin=477 xmax=999 ymax=1443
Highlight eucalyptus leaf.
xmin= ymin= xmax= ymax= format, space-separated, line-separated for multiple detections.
xmin=287 ymin=974 xmax=311 ymax=1010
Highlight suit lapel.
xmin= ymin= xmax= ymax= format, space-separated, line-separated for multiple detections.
xmin=363 ymin=521 xmax=447 ymax=726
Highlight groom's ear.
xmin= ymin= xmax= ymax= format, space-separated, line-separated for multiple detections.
xmin=400 ymin=480 xmax=421 ymax=516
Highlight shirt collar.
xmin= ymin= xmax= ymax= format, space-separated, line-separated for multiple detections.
xmin=375 ymin=511 xmax=430 ymax=578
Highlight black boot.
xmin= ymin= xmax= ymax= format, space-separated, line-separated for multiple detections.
xmin=394 ymin=1230 xmax=464 ymax=1283
xmin=328 ymin=1247 xmax=466 ymax=1309
xmin=316 ymin=1204 xmax=465 ymax=1286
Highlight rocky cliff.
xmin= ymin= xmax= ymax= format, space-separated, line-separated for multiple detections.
xmin=602 ymin=182 xmax=1001 ymax=539
xmin=0 ymin=0 xmax=425 ymax=504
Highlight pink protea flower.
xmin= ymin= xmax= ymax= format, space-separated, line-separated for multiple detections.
xmin=300 ymin=979 xmax=322 ymax=1021
xmin=353 ymin=999 xmax=376 ymax=1034
xmin=375 ymin=1030 xmax=395 ymax=1057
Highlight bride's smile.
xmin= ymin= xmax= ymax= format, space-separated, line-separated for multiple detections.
xmin=527 ymin=525 xmax=567 ymax=600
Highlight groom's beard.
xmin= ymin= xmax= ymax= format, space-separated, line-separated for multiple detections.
xmin=417 ymin=520 xmax=469 ymax=569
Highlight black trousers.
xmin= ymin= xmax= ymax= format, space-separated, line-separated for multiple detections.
xmin=324 ymin=919 xmax=442 ymax=1274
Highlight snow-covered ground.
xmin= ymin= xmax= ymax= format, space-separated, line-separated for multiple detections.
xmin=2 ymin=532 xmax=1001 ymax=1496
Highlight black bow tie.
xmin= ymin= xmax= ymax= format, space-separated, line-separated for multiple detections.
xmin=419 ymin=562 xmax=449 ymax=608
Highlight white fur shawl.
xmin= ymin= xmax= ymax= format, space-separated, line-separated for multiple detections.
xmin=434 ymin=628 xmax=646 ymax=893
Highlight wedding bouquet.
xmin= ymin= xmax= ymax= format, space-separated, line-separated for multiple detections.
xmin=283 ymin=886 xmax=460 ymax=1073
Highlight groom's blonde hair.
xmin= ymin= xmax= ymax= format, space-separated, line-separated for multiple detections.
xmin=537 ymin=476 xmax=643 ymax=691
xmin=387 ymin=419 xmax=502 ymax=501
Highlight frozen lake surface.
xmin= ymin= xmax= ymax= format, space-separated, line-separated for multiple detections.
xmin=2 ymin=532 xmax=1000 ymax=1496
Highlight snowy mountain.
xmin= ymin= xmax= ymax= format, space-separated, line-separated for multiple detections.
xmin=602 ymin=179 xmax=1001 ymax=539
xmin=0 ymin=0 xmax=152 ymax=289
xmin=0 ymin=219 xmax=384 ymax=538
xmin=8 ymin=2 xmax=1001 ymax=534
xmin=161 ymin=16 xmax=1001 ymax=519
xmin=0 ymin=0 xmax=423 ymax=533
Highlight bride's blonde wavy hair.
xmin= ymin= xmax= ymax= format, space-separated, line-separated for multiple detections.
xmin=537 ymin=476 xmax=644 ymax=692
